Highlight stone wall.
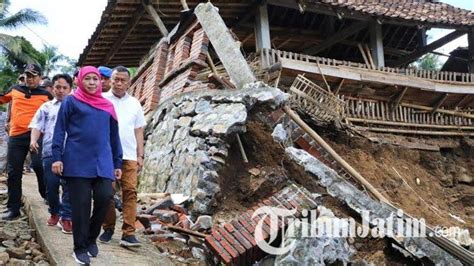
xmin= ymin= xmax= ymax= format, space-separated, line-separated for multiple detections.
xmin=139 ymin=83 xmax=288 ymax=215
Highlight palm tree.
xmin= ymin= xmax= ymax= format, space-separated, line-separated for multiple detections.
xmin=0 ymin=0 xmax=47 ymax=66
xmin=39 ymin=45 xmax=66 ymax=76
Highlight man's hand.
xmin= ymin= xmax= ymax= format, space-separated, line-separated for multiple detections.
xmin=115 ymin=169 xmax=122 ymax=180
xmin=137 ymin=156 xmax=143 ymax=172
xmin=4 ymin=123 xmax=9 ymax=133
xmin=30 ymin=141 xmax=39 ymax=154
xmin=52 ymin=161 xmax=63 ymax=176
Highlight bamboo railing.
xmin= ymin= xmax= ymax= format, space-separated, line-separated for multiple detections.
xmin=261 ymin=48 xmax=474 ymax=84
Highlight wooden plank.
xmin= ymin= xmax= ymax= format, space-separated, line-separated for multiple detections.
xmin=347 ymin=118 xmax=474 ymax=130
xmin=392 ymin=30 xmax=466 ymax=67
xmin=354 ymin=126 xmax=474 ymax=136
xmin=143 ymin=2 xmax=169 ymax=37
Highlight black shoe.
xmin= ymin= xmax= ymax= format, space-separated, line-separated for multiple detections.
xmin=72 ymin=250 xmax=90 ymax=265
xmin=87 ymin=243 xmax=98 ymax=257
xmin=98 ymin=229 xmax=114 ymax=243
xmin=119 ymin=235 xmax=142 ymax=247
xmin=1 ymin=210 xmax=20 ymax=221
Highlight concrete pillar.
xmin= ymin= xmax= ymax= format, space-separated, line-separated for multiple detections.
xmin=255 ymin=1 xmax=271 ymax=53
xmin=370 ymin=22 xmax=385 ymax=68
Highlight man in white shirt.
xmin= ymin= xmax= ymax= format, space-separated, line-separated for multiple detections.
xmin=99 ymin=66 xmax=146 ymax=247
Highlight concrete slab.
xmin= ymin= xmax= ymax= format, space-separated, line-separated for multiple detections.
xmin=22 ymin=173 xmax=172 ymax=265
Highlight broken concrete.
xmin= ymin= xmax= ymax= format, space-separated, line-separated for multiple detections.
xmin=139 ymin=83 xmax=288 ymax=215
xmin=194 ymin=2 xmax=256 ymax=89
xmin=275 ymin=206 xmax=355 ymax=265
xmin=285 ymin=146 xmax=463 ymax=265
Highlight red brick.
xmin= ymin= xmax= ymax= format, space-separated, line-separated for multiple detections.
xmin=205 ymin=235 xmax=232 ymax=265
xmin=217 ymin=227 xmax=246 ymax=256
xmin=213 ymin=230 xmax=239 ymax=265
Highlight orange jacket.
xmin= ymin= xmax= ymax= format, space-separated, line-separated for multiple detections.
xmin=0 ymin=85 xmax=52 ymax=137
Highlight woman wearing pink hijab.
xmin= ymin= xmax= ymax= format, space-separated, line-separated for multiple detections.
xmin=51 ymin=66 xmax=122 ymax=264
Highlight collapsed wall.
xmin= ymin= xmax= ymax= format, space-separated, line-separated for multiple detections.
xmin=139 ymin=83 xmax=288 ymax=215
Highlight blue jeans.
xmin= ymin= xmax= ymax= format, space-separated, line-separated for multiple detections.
xmin=43 ymin=157 xmax=71 ymax=220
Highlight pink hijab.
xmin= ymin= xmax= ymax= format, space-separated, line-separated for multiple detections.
xmin=73 ymin=66 xmax=117 ymax=121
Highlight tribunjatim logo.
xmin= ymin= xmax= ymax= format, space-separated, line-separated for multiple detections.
xmin=251 ymin=206 xmax=441 ymax=255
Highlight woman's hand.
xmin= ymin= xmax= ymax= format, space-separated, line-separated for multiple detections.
xmin=115 ymin=169 xmax=122 ymax=180
xmin=52 ymin=161 xmax=63 ymax=176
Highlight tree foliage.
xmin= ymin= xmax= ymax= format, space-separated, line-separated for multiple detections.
xmin=412 ymin=53 xmax=441 ymax=71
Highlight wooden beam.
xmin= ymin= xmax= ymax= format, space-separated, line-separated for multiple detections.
xmin=454 ymin=94 xmax=470 ymax=108
xmin=431 ymin=93 xmax=449 ymax=113
xmin=230 ymin=0 xmax=264 ymax=29
xmin=142 ymin=1 xmax=169 ymax=37
xmin=255 ymin=1 xmax=271 ymax=53
xmin=102 ymin=7 xmax=145 ymax=65
xmin=392 ymin=30 xmax=466 ymax=67
xmin=391 ymin=86 xmax=408 ymax=109
xmin=369 ymin=21 xmax=385 ymax=68
xmin=468 ymin=29 xmax=474 ymax=73
xmin=303 ymin=21 xmax=368 ymax=55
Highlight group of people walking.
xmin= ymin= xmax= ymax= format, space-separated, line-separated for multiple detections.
xmin=0 ymin=63 xmax=146 ymax=264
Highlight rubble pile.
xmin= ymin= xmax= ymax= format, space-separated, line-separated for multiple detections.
xmin=135 ymin=192 xmax=210 ymax=264
xmin=0 ymin=176 xmax=49 ymax=265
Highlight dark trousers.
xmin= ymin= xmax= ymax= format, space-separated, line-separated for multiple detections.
xmin=7 ymin=132 xmax=46 ymax=213
xmin=66 ymin=177 xmax=112 ymax=253
xmin=43 ymin=157 xmax=71 ymax=219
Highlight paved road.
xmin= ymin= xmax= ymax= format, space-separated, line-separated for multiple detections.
xmin=22 ymin=173 xmax=171 ymax=265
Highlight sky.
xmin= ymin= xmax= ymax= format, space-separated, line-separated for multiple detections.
xmin=1 ymin=0 xmax=473 ymax=63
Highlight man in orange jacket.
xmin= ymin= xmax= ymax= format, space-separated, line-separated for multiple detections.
xmin=0 ymin=64 xmax=52 ymax=220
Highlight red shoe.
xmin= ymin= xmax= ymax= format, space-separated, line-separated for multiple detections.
xmin=59 ymin=219 xmax=73 ymax=234
xmin=47 ymin=214 xmax=60 ymax=226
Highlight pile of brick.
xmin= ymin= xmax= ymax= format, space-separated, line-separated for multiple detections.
xmin=204 ymin=185 xmax=317 ymax=265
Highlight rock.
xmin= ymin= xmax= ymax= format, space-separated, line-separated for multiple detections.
xmin=153 ymin=210 xmax=179 ymax=224
xmin=31 ymin=249 xmax=42 ymax=257
xmin=5 ymin=258 xmax=30 ymax=266
xmin=145 ymin=196 xmax=174 ymax=214
xmin=456 ymin=174 xmax=472 ymax=185
xmin=191 ymin=247 xmax=206 ymax=260
xmin=0 ymin=230 xmax=18 ymax=241
xmin=248 ymin=168 xmax=261 ymax=176
xmin=272 ymin=123 xmax=288 ymax=143
xmin=275 ymin=217 xmax=354 ymax=265
xmin=178 ymin=116 xmax=193 ymax=128
xmin=19 ymin=234 xmax=31 ymax=241
xmin=179 ymin=101 xmax=196 ymax=116
xmin=33 ymin=254 xmax=46 ymax=263
xmin=191 ymin=215 xmax=213 ymax=231
xmin=2 ymin=240 xmax=15 ymax=248
xmin=194 ymin=99 xmax=212 ymax=114
xmin=0 ymin=252 xmax=9 ymax=265
xmin=6 ymin=247 xmax=27 ymax=259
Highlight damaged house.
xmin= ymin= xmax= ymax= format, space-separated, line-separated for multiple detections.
xmin=78 ymin=0 xmax=474 ymax=265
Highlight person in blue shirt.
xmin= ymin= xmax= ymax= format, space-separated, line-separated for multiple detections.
xmin=51 ymin=66 xmax=122 ymax=265
xmin=29 ymin=73 xmax=73 ymax=234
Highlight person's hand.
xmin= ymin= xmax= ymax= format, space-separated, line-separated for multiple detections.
xmin=52 ymin=161 xmax=63 ymax=176
xmin=4 ymin=123 xmax=9 ymax=133
xmin=137 ymin=156 xmax=143 ymax=172
xmin=115 ymin=169 xmax=122 ymax=180
xmin=30 ymin=141 xmax=39 ymax=154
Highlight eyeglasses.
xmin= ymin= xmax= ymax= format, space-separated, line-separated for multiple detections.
xmin=25 ymin=89 xmax=31 ymax=99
